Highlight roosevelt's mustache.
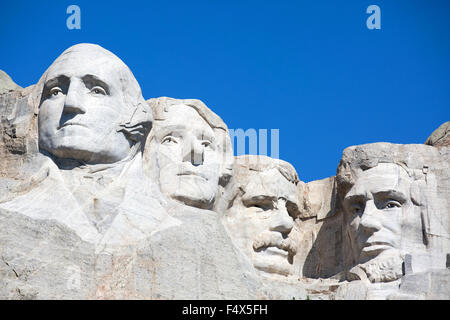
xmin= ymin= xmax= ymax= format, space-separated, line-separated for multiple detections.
xmin=252 ymin=231 xmax=297 ymax=256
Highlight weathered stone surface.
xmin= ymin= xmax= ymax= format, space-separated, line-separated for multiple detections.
xmin=425 ymin=121 xmax=450 ymax=148
xmin=298 ymin=176 xmax=336 ymax=220
xmin=0 ymin=70 xmax=21 ymax=94
xmin=394 ymin=269 xmax=450 ymax=300
xmin=0 ymin=204 xmax=260 ymax=299
xmin=0 ymin=43 xmax=448 ymax=300
xmin=0 ymin=84 xmax=38 ymax=204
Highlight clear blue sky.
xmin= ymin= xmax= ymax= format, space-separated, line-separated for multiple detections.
xmin=1 ymin=0 xmax=449 ymax=182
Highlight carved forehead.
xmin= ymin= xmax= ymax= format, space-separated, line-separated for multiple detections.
xmin=346 ymin=163 xmax=412 ymax=198
xmin=234 ymin=155 xmax=299 ymax=202
xmin=150 ymin=97 xmax=229 ymax=130
xmin=161 ymin=104 xmax=212 ymax=128
xmin=152 ymin=104 xmax=216 ymax=142
xmin=234 ymin=155 xmax=299 ymax=185
xmin=44 ymin=44 xmax=133 ymax=86
xmin=242 ymin=168 xmax=298 ymax=200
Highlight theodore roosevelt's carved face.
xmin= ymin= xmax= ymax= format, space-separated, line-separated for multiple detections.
xmin=148 ymin=104 xmax=222 ymax=209
xmin=38 ymin=45 xmax=134 ymax=164
xmin=225 ymin=163 xmax=299 ymax=276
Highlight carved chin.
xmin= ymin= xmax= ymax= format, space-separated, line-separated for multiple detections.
xmin=164 ymin=179 xmax=217 ymax=209
xmin=43 ymin=143 xmax=122 ymax=164
xmin=252 ymin=253 xmax=293 ymax=277
xmin=44 ymin=144 xmax=95 ymax=163
xmin=40 ymin=133 xmax=98 ymax=163
xmin=358 ymin=250 xmax=404 ymax=283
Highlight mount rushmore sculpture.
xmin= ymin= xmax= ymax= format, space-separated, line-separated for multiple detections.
xmin=0 ymin=44 xmax=448 ymax=299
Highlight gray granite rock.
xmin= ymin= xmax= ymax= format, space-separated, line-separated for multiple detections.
xmin=425 ymin=121 xmax=450 ymax=148
xmin=0 ymin=70 xmax=21 ymax=94
xmin=0 ymin=43 xmax=448 ymax=300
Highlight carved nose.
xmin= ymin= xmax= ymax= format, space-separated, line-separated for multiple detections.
xmin=63 ymin=81 xmax=86 ymax=114
xmin=270 ymin=199 xmax=294 ymax=234
xmin=182 ymin=139 xmax=204 ymax=166
xmin=359 ymin=200 xmax=382 ymax=234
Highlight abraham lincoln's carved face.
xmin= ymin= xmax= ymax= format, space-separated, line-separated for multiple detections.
xmin=344 ymin=163 xmax=416 ymax=282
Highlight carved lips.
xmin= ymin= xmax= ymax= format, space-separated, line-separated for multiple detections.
xmin=58 ymin=121 xmax=88 ymax=130
xmin=252 ymin=231 xmax=297 ymax=257
xmin=176 ymin=167 xmax=210 ymax=181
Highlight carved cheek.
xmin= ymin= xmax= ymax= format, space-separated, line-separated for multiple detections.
xmin=158 ymin=144 xmax=181 ymax=164
xmin=203 ymin=149 xmax=218 ymax=164
xmin=39 ymin=100 xmax=63 ymax=132
xmin=103 ymin=101 xmax=124 ymax=123
xmin=257 ymin=210 xmax=272 ymax=222
xmin=380 ymin=209 xmax=402 ymax=236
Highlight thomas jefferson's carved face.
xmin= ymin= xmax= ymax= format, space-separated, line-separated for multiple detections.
xmin=38 ymin=48 xmax=132 ymax=164
xmin=225 ymin=168 xmax=298 ymax=276
xmin=149 ymin=104 xmax=221 ymax=209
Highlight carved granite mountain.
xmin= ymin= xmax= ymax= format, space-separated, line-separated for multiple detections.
xmin=0 ymin=45 xmax=449 ymax=300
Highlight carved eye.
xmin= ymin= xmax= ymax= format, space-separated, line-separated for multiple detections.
xmin=248 ymin=200 xmax=273 ymax=212
xmin=91 ymin=86 xmax=106 ymax=95
xmin=49 ymin=87 xmax=63 ymax=97
xmin=382 ymin=201 xmax=401 ymax=209
xmin=351 ymin=204 xmax=363 ymax=215
xmin=201 ymin=140 xmax=212 ymax=148
xmin=162 ymin=136 xmax=178 ymax=145
xmin=252 ymin=204 xmax=266 ymax=211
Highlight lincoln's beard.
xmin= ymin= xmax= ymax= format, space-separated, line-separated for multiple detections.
xmin=358 ymin=249 xmax=404 ymax=283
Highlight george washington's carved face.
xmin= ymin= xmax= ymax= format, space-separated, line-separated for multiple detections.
xmin=38 ymin=45 xmax=136 ymax=164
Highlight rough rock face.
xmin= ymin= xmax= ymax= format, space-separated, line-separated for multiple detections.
xmin=0 ymin=43 xmax=449 ymax=300
xmin=0 ymin=70 xmax=21 ymax=94
xmin=426 ymin=121 xmax=450 ymax=148
xmin=0 ymin=84 xmax=38 ymax=204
